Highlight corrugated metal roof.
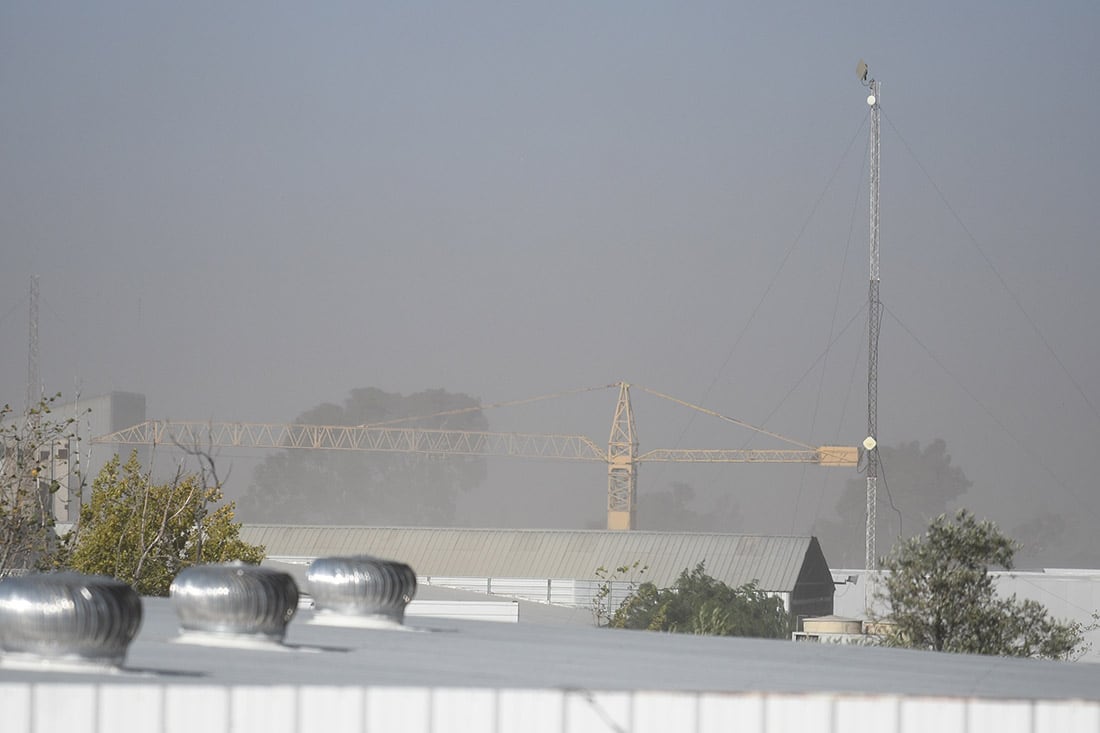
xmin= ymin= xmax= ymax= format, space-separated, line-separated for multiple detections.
xmin=240 ymin=526 xmax=824 ymax=592
xmin=8 ymin=597 xmax=1100 ymax=704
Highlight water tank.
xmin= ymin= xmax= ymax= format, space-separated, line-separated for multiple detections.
xmin=802 ymin=615 xmax=864 ymax=635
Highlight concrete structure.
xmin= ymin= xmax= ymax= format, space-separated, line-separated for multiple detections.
xmin=1 ymin=391 xmax=145 ymax=528
xmin=65 ymin=392 xmax=147 ymax=520
xmin=3 ymin=596 xmax=1100 ymax=732
xmin=0 ymin=391 xmax=146 ymax=523
xmin=242 ymin=526 xmax=835 ymax=618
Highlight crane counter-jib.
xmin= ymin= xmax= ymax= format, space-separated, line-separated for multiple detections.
xmin=638 ymin=447 xmax=857 ymax=466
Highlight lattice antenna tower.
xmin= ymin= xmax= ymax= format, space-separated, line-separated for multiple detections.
xmin=26 ymin=275 xmax=40 ymax=421
xmin=857 ymin=61 xmax=882 ymax=603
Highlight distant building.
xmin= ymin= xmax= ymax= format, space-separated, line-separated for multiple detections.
xmin=241 ymin=526 xmax=836 ymax=619
xmin=832 ymin=567 xmax=1100 ymax=663
xmin=4 ymin=392 xmax=147 ymax=523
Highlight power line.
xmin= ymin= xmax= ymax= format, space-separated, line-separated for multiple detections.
xmin=796 ymin=124 xmax=871 ymax=533
xmin=811 ymin=315 xmax=866 ymax=529
xmin=0 ymin=295 xmax=28 ymax=330
xmin=738 ymin=303 xmax=867 ymax=451
xmin=877 ymin=451 xmax=903 ymax=544
xmin=883 ymin=304 xmax=1099 ymax=522
xmin=671 ymin=114 xmax=871 ymax=451
xmin=882 ymin=110 xmax=1100 ymax=430
xmin=358 ymin=384 xmax=617 ymax=428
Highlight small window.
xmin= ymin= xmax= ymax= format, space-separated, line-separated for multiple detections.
xmin=39 ymin=450 xmax=51 ymax=461
xmin=55 ymin=448 xmax=69 ymax=460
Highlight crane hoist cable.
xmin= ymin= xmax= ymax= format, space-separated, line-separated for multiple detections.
xmin=633 ymin=384 xmax=816 ymax=451
xmin=356 ymin=383 xmax=619 ymax=428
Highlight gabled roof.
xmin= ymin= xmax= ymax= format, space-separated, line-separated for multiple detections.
xmin=241 ymin=526 xmax=828 ymax=593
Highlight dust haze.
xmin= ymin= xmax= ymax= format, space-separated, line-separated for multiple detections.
xmin=2 ymin=3 xmax=1098 ymax=567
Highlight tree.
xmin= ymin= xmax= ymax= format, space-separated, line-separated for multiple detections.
xmin=609 ymin=562 xmax=790 ymax=639
xmin=237 ymin=387 xmax=488 ymax=525
xmin=1011 ymin=511 xmax=1068 ymax=567
xmin=0 ymin=394 xmax=86 ymax=572
xmin=65 ymin=451 xmax=264 ymax=596
xmin=813 ymin=439 xmax=972 ymax=567
xmin=636 ymin=481 xmax=744 ymax=532
xmin=591 ymin=561 xmax=648 ymax=626
xmin=877 ymin=509 xmax=1083 ymax=659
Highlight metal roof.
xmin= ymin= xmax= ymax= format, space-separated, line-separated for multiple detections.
xmin=261 ymin=559 xmax=595 ymax=627
xmin=6 ymin=597 xmax=1100 ymax=698
xmin=5 ymin=598 xmax=1100 ymax=732
xmin=241 ymin=526 xmax=827 ymax=592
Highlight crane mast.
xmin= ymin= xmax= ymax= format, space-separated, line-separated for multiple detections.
xmin=606 ymin=382 xmax=638 ymax=530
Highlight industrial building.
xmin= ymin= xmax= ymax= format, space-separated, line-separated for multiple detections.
xmin=241 ymin=526 xmax=836 ymax=619
xmin=3 ymin=593 xmax=1100 ymax=732
xmin=4 ymin=525 xmax=1100 ymax=731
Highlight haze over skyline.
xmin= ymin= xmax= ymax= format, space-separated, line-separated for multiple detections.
xmin=2 ymin=3 xmax=1098 ymax=562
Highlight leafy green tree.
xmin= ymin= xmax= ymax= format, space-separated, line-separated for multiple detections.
xmin=0 ymin=394 xmax=86 ymax=572
xmin=238 ymin=387 xmax=488 ymax=525
xmin=813 ymin=439 xmax=972 ymax=567
xmin=610 ymin=562 xmax=790 ymax=638
xmin=877 ymin=509 xmax=1083 ymax=659
xmin=65 ymin=452 xmax=264 ymax=596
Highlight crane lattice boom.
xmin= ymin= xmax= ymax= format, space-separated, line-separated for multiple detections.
xmin=92 ymin=420 xmax=856 ymax=467
xmin=91 ymin=382 xmax=857 ymax=530
xmin=94 ymin=421 xmax=607 ymax=461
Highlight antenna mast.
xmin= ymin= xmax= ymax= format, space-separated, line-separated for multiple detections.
xmin=26 ymin=275 xmax=40 ymax=419
xmin=858 ymin=61 xmax=882 ymax=603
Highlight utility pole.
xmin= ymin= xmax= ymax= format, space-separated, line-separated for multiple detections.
xmin=857 ymin=61 xmax=882 ymax=611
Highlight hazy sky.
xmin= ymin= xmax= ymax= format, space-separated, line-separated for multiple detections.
xmin=2 ymin=2 xmax=1098 ymax=550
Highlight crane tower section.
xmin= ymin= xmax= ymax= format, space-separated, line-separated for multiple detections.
xmin=606 ymin=382 xmax=638 ymax=531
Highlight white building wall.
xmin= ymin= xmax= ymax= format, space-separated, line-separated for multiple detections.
xmin=831 ymin=569 xmax=1100 ymax=663
xmin=419 ymin=576 xmax=637 ymax=612
xmin=43 ymin=391 xmax=146 ymax=522
xmin=420 ymin=576 xmax=793 ymax=614
xmin=1 ymin=684 xmax=1097 ymax=733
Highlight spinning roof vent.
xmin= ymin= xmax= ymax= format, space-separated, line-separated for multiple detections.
xmin=170 ymin=563 xmax=299 ymax=642
xmin=0 ymin=572 xmax=143 ymax=667
xmin=307 ymin=555 xmax=417 ymax=625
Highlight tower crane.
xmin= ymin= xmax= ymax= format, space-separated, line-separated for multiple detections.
xmin=92 ymin=381 xmax=856 ymax=530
